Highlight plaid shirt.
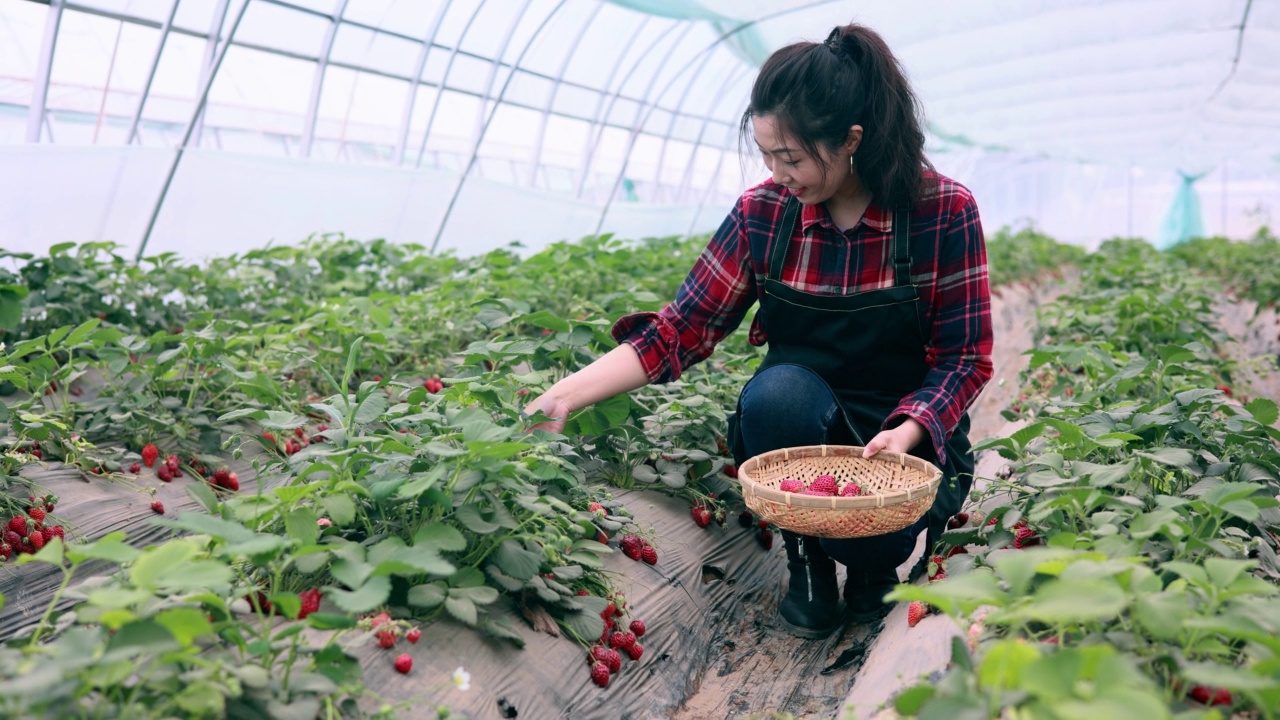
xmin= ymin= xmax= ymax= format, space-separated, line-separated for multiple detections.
xmin=612 ymin=172 xmax=993 ymax=465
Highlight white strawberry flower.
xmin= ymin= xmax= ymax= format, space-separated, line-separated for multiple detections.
xmin=452 ymin=667 xmax=471 ymax=692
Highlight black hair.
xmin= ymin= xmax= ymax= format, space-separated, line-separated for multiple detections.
xmin=740 ymin=23 xmax=936 ymax=209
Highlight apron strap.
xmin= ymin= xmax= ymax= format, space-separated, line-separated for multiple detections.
xmin=767 ymin=196 xmax=802 ymax=282
xmin=892 ymin=207 xmax=911 ymax=287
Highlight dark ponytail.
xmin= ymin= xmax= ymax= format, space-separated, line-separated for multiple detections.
xmin=740 ymin=23 xmax=935 ymax=209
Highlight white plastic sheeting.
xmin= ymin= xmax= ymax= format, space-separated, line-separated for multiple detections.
xmin=1 ymin=0 xmax=1277 ymax=258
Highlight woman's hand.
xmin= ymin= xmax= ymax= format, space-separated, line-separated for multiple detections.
xmin=862 ymin=417 xmax=926 ymax=458
xmin=523 ymin=392 xmax=572 ymax=435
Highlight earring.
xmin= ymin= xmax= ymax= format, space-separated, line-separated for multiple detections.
xmin=849 ymin=154 xmax=854 ymax=174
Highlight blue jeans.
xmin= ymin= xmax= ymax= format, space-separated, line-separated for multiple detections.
xmin=737 ymin=364 xmax=926 ymax=575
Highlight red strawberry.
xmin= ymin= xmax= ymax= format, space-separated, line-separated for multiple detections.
xmin=262 ymin=432 xmax=276 ymax=444
xmin=629 ymin=619 xmax=646 ymax=638
xmin=928 ymin=556 xmax=946 ymax=577
xmin=948 ymin=512 xmax=970 ymax=529
xmin=590 ymin=645 xmax=610 ymax=665
xmin=40 ymin=526 xmax=56 ymax=544
xmin=222 ymin=472 xmax=240 ymax=491
xmin=1189 ymin=685 xmax=1231 ymax=706
xmin=129 ymin=462 xmax=141 ymax=474
xmin=590 ymin=661 xmax=610 ymax=687
xmin=394 ymin=653 xmax=412 ymax=674
xmin=376 ymin=629 xmax=397 ymax=648
xmin=626 ymin=643 xmax=643 ymax=661
xmin=47 ymin=525 xmax=64 ymax=540
xmin=1013 ymin=527 xmax=1039 ymax=549
xmin=601 ymin=603 xmax=616 ymax=620
xmin=8 ymin=517 xmax=29 ymax=537
xmin=406 ymin=627 xmax=421 ymax=644
xmin=695 ymin=508 xmax=712 ymax=528
xmin=43 ymin=495 xmax=56 ymax=513
xmin=1216 ymin=385 xmax=1232 ymax=397
xmin=809 ymin=475 xmax=838 ymax=495
xmin=641 ymin=545 xmax=658 ymax=565
xmin=946 ymin=545 xmax=969 ymax=558
xmin=588 ymin=501 xmax=604 ymax=514
xmin=0 ymin=542 xmax=10 ymax=561
xmin=596 ymin=530 xmax=609 ymax=544
xmin=151 ymin=499 xmax=165 ymax=514
xmin=165 ymin=455 xmax=179 ymax=471
xmin=27 ymin=507 xmax=46 ymax=524
xmin=604 ymin=648 xmax=622 ymax=673
xmin=4 ymin=530 xmax=20 ymax=546
xmin=370 ymin=612 xmax=391 ymax=628
xmin=294 ymin=427 xmax=306 ymax=439
xmin=141 ymin=444 xmax=159 ymax=468
xmin=839 ymin=482 xmax=863 ymax=497
xmin=298 ymin=588 xmax=321 ymax=619
xmin=758 ymin=519 xmax=769 ymax=529
xmin=778 ymin=478 xmax=805 ymax=493
xmin=620 ymin=534 xmax=644 ymax=561
xmin=214 ymin=468 xmax=230 ymax=484
xmin=608 ymin=632 xmax=627 ymax=649
xmin=157 ymin=465 xmax=173 ymax=482
xmin=758 ymin=527 xmax=774 ymax=550
xmin=28 ymin=531 xmax=45 ymax=550
xmin=907 ymin=601 xmax=928 ymax=627
xmin=931 ymin=571 xmax=947 ymax=582
xmin=618 ymin=631 xmax=636 ymax=650
xmin=724 ymin=464 xmax=737 ymax=479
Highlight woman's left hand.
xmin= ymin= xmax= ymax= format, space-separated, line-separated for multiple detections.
xmin=862 ymin=417 xmax=926 ymax=457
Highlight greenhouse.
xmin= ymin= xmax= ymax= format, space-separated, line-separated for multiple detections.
xmin=1 ymin=0 xmax=1278 ymax=718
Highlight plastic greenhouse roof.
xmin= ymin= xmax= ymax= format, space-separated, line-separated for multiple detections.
xmin=0 ymin=0 xmax=1277 ymax=256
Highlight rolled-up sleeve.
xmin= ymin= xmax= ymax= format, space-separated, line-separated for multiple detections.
xmin=611 ymin=199 xmax=757 ymax=383
xmin=884 ymin=193 xmax=993 ymax=465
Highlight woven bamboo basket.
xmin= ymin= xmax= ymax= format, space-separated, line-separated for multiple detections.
xmin=737 ymin=445 xmax=943 ymax=539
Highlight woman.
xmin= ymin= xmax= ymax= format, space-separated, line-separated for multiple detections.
xmin=525 ymin=23 xmax=993 ymax=639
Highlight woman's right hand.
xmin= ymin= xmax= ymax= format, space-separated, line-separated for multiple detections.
xmin=523 ymin=391 xmax=572 ymax=435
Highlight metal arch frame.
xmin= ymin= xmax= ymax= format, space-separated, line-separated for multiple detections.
xmin=593 ymin=0 xmax=848 ymax=237
xmin=685 ymin=129 xmax=732 ymax=238
xmin=429 ymin=0 xmax=571 ymax=253
xmin=413 ymin=0 xmax=490 ymax=169
xmin=299 ymin=0 xmax=350 ymax=158
xmin=191 ymin=0 xmax=232 ymax=149
xmin=673 ymin=63 xmax=750 ymax=205
xmin=526 ymin=0 xmax=604 ymax=187
xmin=26 ymin=0 xmax=65 ymax=143
xmin=575 ymin=19 xmax=694 ymax=199
xmin=126 ymin=0 xmax=180 ymax=145
xmin=649 ymin=44 xmax=725 ymax=203
xmin=136 ymin=0 xmax=252 ymax=261
xmin=393 ymin=0 xmax=454 ymax=165
xmin=568 ymin=13 xmax=653 ymax=196
xmin=471 ymin=0 xmax=536 ymax=155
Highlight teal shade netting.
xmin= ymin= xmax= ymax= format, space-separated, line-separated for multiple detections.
xmin=1157 ymin=171 xmax=1207 ymax=249
xmin=606 ymin=0 xmax=771 ymax=65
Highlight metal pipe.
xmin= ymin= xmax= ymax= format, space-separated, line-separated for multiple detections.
xmin=191 ymin=0 xmax=232 ymax=149
xmin=651 ymin=45 xmax=721 ymax=202
xmin=126 ymin=0 xmax=180 ymax=145
xmin=26 ymin=0 xmax=65 ymax=143
xmin=92 ymin=20 xmax=125 ymax=144
xmin=393 ymin=0 xmax=454 ymax=165
xmin=575 ymin=19 xmax=687 ymax=199
xmin=526 ymin=1 xmax=603 ymax=186
xmin=135 ymin=0 xmax=251 ymax=262
xmin=674 ymin=64 xmax=749 ymax=204
xmin=473 ymin=0 xmax=534 ymax=151
xmin=299 ymin=0 xmax=349 ymax=158
xmin=429 ymin=0 xmax=569 ymax=253
xmin=413 ymin=0 xmax=489 ymax=169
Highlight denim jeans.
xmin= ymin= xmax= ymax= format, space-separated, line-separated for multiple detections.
xmin=737 ymin=363 xmax=926 ymax=575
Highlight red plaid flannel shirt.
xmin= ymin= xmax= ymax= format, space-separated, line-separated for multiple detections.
xmin=612 ymin=172 xmax=994 ymax=464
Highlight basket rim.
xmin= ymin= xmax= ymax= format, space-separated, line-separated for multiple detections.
xmin=736 ymin=444 xmax=943 ymax=510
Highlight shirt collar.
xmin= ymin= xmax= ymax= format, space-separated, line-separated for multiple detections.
xmin=800 ymin=200 xmax=893 ymax=234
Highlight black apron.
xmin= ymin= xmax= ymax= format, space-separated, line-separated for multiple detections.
xmin=728 ymin=196 xmax=973 ymax=548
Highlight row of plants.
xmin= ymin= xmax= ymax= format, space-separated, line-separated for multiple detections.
xmin=1168 ymin=227 xmax=1280 ymax=311
xmin=891 ymin=238 xmax=1280 ymax=719
xmin=0 ymin=233 xmax=760 ymax=717
xmin=983 ymin=225 xmax=1089 ymax=289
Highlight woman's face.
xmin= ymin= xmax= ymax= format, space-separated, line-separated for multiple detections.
xmin=751 ymin=114 xmax=851 ymax=205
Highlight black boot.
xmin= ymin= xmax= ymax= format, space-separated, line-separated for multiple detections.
xmin=844 ymin=568 xmax=900 ymax=623
xmin=778 ymin=531 xmax=841 ymax=638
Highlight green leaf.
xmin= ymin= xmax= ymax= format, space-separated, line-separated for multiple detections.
xmin=978 ymin=640 xmax=1041 ymax=690
xmin=1157 ymin=344 xmax=1196 ymax=365
xmin=284 ymin=508 xmax=320 ymax=547
xmin=482 ymin=616 xmax=526 ymax=648
xmin=1181 ymin=660 xmax=1278 ymax=691
xmin=1132 ymin=591 xmax=1192 ymax=641
xmin=493 ymin=539 xmax=542 ymax=581
xmin=319 ymin=495 xmax=356 ymax=526
xmin=444 ymin=595 xmax=478 ymax=625
xmin=155 ymin=512 xmax=256 ymax=544
xmin=305 ymin=612 xmax=357 ymax=630
xmin=452 ymin=585 xmax=500 ymax=605
xmin=326 ymin=576 xmax=391 ymax=614
xmin=155 ymin=607 xmax=214 ymax=647
xmin=1012 ymin=579 xmax=1128 ymax=623
xmin=1135 ymin=447 xmax=1194 ymax=467
xmin=413 ymin=522 xmax=468 ymax=552
xmin=454 ymin=505 xmax=500 ymax=534
xmin=1245 ymin=398 xmax=1279 ymax=426
xmin=67 ymin=532 xmax=139 ymax=564
xmin=130 ymin=540 xmax=199 ymax=590
xmin=329 ymin=558 xmax=372 ymax=589
xmin=408 ymin=582 xmax=447 ymax=608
